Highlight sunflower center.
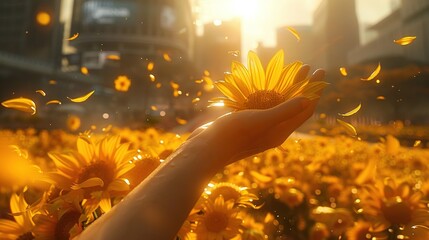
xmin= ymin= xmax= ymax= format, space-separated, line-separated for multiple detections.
xmin=17 ymin=232 xmax=34 ymax=240
xmin=381 ymin=197 xmax=412 ymax=225
xmin=54 ymin=210 xmax=81 ymax=240
xmin=244 ymin=90 xmax=285 ymax=109
xmin=77 ymin=161 xmax=115 ymax=191
xmin=205 ymin=211 xmax=229 ymax=232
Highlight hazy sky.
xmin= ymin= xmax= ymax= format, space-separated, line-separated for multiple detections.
xmin=195 ymin=0 xmax=398 ymax=52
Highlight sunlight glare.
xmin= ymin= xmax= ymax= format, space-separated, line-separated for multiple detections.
xmin=232 ymin=0 xmax=258 ymax=19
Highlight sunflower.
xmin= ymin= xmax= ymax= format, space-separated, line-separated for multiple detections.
xmin=47 ymin=135 xmax=136 ymax=214
xmin=205 ymin=182 xmax=259 ymax=208
xmin=345 ymin=221 xmax=387 ymax=240
xmin=194 ymin=195 xmax=242 ymax=240
xmin=32 ymin=199 xmax=84 ymax=240
xmin=210 ymin=50 xmax=327 ymax=110
xmin=358 ymin=178 xmax=429 ymax=237
xmin=114 ymin=75 xmax=131 ymax=92
xmin=0 ymin=193 xmax=35 ymax=240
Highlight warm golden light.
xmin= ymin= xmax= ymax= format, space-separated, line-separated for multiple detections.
xmin=232 ymin=0 xmax=258 ymax=19
xmin=36 ymin=11 xmax=51 ymax=26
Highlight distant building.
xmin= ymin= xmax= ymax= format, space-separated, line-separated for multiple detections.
xmin=255 ymin=42 xmax=277 ymax=66
xmin=195 ymin=18 xmax=241 ymax=81
xmin=312 ymin=0 xmax=360 ymax=70
xmin=348 ymin=0 xmax=429 ymax=65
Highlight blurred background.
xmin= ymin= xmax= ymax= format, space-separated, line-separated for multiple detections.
xmin=0 ymin=0 xmax=428 ymax=145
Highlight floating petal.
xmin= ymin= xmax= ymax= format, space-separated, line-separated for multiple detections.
xmin=46 ymin=100 xmax=62 ymax=105
xmin=1 ymin=98 xmax=36 ymax=115
xmin=67 ymin=90 xmax=95 ymax=103
xmin=163 ymin=53 xmax=172 ymax=62
xmin=192 ymin=98 xmax=200 ymax=103
xmin=106 ymin=55 xmax=120 ymax=60
xmin=287 ymin=27 xmax=301 ymax=42
xmin=393 ymin=36 xmax=416 ymax=46
xmin=81 ymin=67 xmax=89 ymax=75
xmin=336 ymin=119 xmax=357 ymax=136
xmin=151 ymin=105 xmax=158 ymax=111
xmin=228 ymin=50 xmax=240 ymax=57
xmin=35 ymin=90 xmax=46 ymax=96
xmin=149 ymin=74 xmax=156 ymax=82
xmin=66 ymin=33 xmax=79 ymax=41
xmin=413 ymin=140 xmax=421 ymax=147
xmin=250 ymin=171 xmax=272 ymax=183
xmin=376 ymin=96 xmax=385 ymax=100
xmin=147 ymin=61 xmax=154 ymax=71
xmin=195 ymin=79 xmax=204 ymax=84
xmin=338 ymin=103 xmax=361 ymax=117
xmin=176 ymin=117 xmax=187 ymax=125
xmin=49 ymin=80 xmax=57 ymax=85
xmin=339 ymin=67 xmax=348 ymax=76
xmin=361 ymin=63 xmax=381 ymax=81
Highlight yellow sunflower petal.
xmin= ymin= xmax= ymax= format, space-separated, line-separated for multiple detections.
xmin=282 ymin=80 xmax=308 ymax=99
xmin=99 ymin=194 xmax=112 ymax=213
xmin=72 ymin=177 xmax=104 ymax=190
xmin=393 ymin=36 xmax=416 ymax=46
xmin=266 ymin=50 xmax=285 ymax=90
xmin=339 ymin=67 xmax=348 ymax=76
xmin=247 ymin=51 xmax=266 ymax=90
xmin=338 ymin=103 xmax=361 ymax=117
xmin=231 ymin=61 xmax=252 ymax=93
xmin=108 ymin=178 xmax=130 ymax=192
xmin=250 ymin=171 xmax=273 ymax=183
xmin=287 ymin=27 xmax=301 ymax=42
xmin=1 ymin=97 xmax=36 ymax=115
xmin=0 ymin=219 xmax=22 ymax=234
xmin=46 ymin=100 xmax=61 ymax=105
xmin=10 ymin=194 xmax=25 ymax=226
xmin=277 ymin=61 xmax=303 ymax=93
xmin=35 ymin=90 xmax=46 ymax=96
xmin=77 ymin=137 xmax=94 ymax=163
xmin=361 ymin=62 xmax=381 ymax=81
xmin=215 ymin=81 xmax=246 ymax=103
xmin=67 ymin=90 xmax=95 ymax=103
xmin=336 ymin=119 xmax=357 ymax=136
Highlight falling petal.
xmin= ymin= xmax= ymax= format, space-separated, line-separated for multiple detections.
xmin=149 ymin=74 xmax=156 ymax=82
xmin=338 ymin=103 xmax=361 ymax=117
xmin=35 ymin=90 xmax=46 ymax=96
xmin=156 ymin=83 xmax=162 ymax=88
xmin=102 ymin=125 xmax=112 ymax=132
xmin=147 ymin=61 xmax=154 ymax=71
xmin=106 ymin=55 xmax=120 ymax=60
xmin=46 ymin=100 xmax=62 ymax=105
xmin=228 ymin=50 xmax=240 ymax=57
xmin=393 ymin=36 xmax=416 ymax=46
xmin=250 ymin=171 xmax=272 ymax=183
xmin=336 ymin=119 xmax=357 ymax=136
xmin=150 ymin=105 xmax=158 ymax=111
xmin=197 ymin=91 xmax=202 ymax=97
xmin=66 ymin=33 xmax=79 ymax=41
xmin=81 ymin=67 xmax=89 ymax=75
xmin=192 ymin=98 xmax=200 ymax=103
xmin=195 ymin=79 xmax=204 ymax=84
xmin=67 ymin=90 xmax=95 ymax=103
xmin=287 ymin=27 xmax=301 ymax=42
xmin=339 ymin=67 xmax=348 ymax=76
xmin=49 ymin=80 xmax=57 ymax=85
xmin=1 ymin=97 xmax=36 ymax=115
xmin=163 ymin=53 xmax=172 ymax=62
xmin=176 ymin=117 xmax=187 ymax=125
xmin=413 ymin=140 xmax=421 ymax=147
xmin=361 ymin=62 xmax=381 ymax=81
xmin=170 ymin=81 xmax=179 ymax=89
xmin=376 ymin=96 xmax=385 ymax=100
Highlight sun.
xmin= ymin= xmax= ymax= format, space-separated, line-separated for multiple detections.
xmin=231 ymin=0 xmax=258 ymax=19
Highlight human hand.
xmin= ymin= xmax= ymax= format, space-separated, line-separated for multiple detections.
xmin=188 ymin=66 xmax=325 ymax=169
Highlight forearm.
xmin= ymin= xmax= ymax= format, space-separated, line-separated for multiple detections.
xmin=76 ymin=139 xmax=222 ymax=240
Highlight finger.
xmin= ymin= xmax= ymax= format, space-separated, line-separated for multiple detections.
xmin=266 ymin=101 xmax=316 ymax=145
xmin=259 ymin=96 xmax=310 ymax=127
xmin=294 ymin=64 xmax=310 ymax=83
xmin=187 ymin=122 xmax=213 ymax=139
